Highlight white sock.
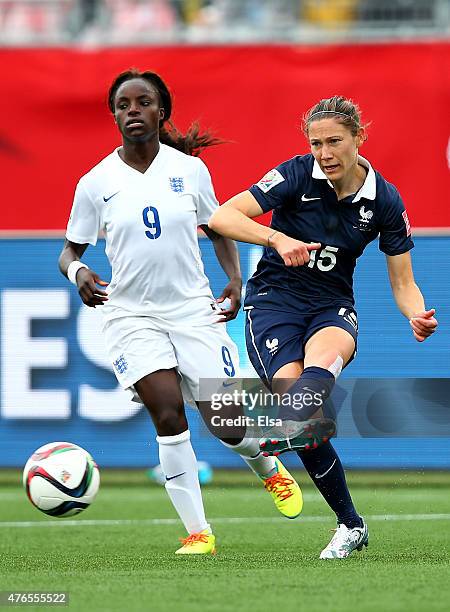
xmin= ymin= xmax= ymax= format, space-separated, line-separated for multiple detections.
xmin=221 ymin=436 xmax=277 ymax=479
xmin=157 ymin=430 xmax=210 ymax=535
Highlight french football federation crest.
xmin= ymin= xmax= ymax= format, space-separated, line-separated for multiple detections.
xmin=359 ymin=206 xmax=373 ymax=223
xmin=265 ymin=338 xmax=279 ymax=355
xmin=169 ymin=177 xmax=184 ymax=193
xmin=355 ymin=205 xmax=374 ymax=231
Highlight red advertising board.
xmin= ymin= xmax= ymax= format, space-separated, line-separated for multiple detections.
xmin=1 ymin=43 xmax=449 ymax=231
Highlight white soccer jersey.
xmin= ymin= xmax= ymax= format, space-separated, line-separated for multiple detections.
xmin=66 ymin=144 xmax=219 ymax=323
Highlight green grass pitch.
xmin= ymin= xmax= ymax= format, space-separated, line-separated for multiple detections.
xmin=0 ymin=470 xmax=449 ymax=612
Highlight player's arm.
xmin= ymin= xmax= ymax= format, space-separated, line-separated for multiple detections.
xmin=58 ymin=239 xmax=108 ymax=308
xmin=201 ymin=226 xmax=242 ymax=321
xmin=208 ymin=191 xmax=320 ymax=267
xmin=386 ymin=252 xmax=437 ymax=342
xmin=208 ymin=191 xmax=273 ymax=245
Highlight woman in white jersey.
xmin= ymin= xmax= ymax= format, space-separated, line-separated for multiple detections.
xmin=59 ymin=69 xmax=302 ymax=555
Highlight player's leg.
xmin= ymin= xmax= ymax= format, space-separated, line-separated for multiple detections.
xmin=103 ymin=317 xmax=214 ymax=554
xmin=216 ymin=412 xmax=304 ymax=520
xmin=268 ymin=356 xmax=367 ymax=557
xmin=245 ymin=306 xmax=336 ymax=454
xmin=271 ymin=328 xmax=367 ymax=556
xmin=270 ymin=326 xmax=352 ymax=424
xmin=171 ymin=322 xmax=302 ymax=519
xmin=299 ymin=436 xmax=368 ymax=559
xmin=259 ymin=360 xmax=338 ymax=455
xmin=243 ymin=306 xmax=367 ymax=555
xmin=259 ymin=306 xmax=358 ymax=453
xmin=134 ymin=370 xmax=215 ymax=555
xmin=301 ymin=327 xmax=367 ymax=558
xmin=219 ymin=439 xmax=303 ymax=519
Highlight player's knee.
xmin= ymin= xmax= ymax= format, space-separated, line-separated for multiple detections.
xmin=309 ymin=352 xmax=344 ymax=378
xmin=325 ymin=352 xmax=344 ymax=378
xmin=152 ymin=406 xmax=187 ymax=436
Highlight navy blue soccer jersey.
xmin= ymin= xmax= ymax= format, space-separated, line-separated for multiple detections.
xmin=246 ymin=153 xmax=414 ymax=311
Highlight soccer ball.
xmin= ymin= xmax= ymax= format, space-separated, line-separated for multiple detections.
xmin=23 ymin=442 xmax=100 ymax=517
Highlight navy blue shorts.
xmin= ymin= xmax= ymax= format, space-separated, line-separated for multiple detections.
xmin=244 ymin=303 xmax=358 ymax=385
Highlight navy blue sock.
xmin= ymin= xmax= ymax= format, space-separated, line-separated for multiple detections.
xmin=297 ymin=441 xmax=362 ymax=528
xmin=278 ymin=366 xmax=336 ymax=422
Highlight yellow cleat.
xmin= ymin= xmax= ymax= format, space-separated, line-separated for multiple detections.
xmin=175 ymin=529 xmax=216 ymax=555
xmin=263 ymin=457 xmax=303 ymax=519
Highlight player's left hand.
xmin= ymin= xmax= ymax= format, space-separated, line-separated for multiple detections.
xmin=409 ymin=308 xmax=438 ymax=342
xmin=215 ymin=279 xmax=242 ymax=322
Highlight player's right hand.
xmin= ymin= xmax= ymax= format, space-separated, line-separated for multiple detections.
xmin=76 ymin=268 xmax=109 ymax=308
xmin=409 ymin=308 xmax=438 ymax=342
xmin=271 ymin=233 xmax=321 ymax=267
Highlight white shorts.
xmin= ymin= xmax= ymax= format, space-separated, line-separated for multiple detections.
xmin=103 ymin=315 xmax=240 ymax=406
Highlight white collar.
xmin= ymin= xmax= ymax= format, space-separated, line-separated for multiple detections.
xmin=312 ymin=154 xmax=376 ymax=202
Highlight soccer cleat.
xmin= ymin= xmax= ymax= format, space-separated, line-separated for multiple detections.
xmin=259 ymin=418 xmax=336 ymax=456
xmin=262 ymin=457 xmax=303 ymax=519
xmin=175 ymin=529 xmax=216 ymax=555
xmin=319 ymin=520 xmax=369 ymax=559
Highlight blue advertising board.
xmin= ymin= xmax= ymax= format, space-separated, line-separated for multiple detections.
xmin=0 ymin=237 xmax=449 ymax=468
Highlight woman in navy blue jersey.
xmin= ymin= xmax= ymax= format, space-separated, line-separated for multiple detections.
xmin=209 ymin=95 xmax=437 ymax=559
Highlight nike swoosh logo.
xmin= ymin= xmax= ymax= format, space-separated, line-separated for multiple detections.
xmin=315 ymin=459 xmax=336 ymax=479
xmin=222 ymin=381 xmax=236 ymax=388
xmin=165 ymin=472 xmax=186 ymax=481
xmin=103 ymin=191 xmax=120 ymax=203
xmin=301 ymin=194 xmax=321 ymax=202
xmin=302 ymin=386 xmax=318 ymax=395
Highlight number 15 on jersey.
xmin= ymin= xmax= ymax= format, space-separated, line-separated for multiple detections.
xmin=307 ymin=244 xmax=338 ymax=272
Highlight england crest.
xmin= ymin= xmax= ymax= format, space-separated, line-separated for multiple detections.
xmin=169 ymin=177 xmax=184 ymax=193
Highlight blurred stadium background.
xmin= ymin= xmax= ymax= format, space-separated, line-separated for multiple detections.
xmin=0 ymin=0 xmax=449 ymax=472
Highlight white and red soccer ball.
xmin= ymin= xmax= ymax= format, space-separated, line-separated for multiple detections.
xmin=23 ymin=442 xmax=100 ymax=517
